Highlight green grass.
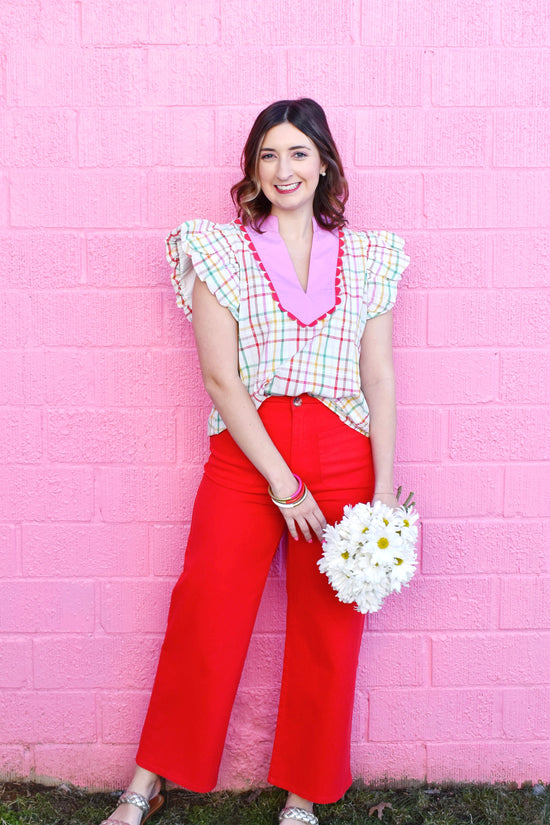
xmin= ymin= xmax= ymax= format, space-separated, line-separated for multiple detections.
xmin=0 ymin=781 xmax=548 ymax=825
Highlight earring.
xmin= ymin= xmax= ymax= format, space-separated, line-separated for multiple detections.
xmin=320 ymin=171 xmax=326 ymax=177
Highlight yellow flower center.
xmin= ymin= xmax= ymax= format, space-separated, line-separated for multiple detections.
xmin=383 ymin=518 xmax=389 ymax=526
xmin=395 ymin=557 xmax=403 ymax=565
xmin=403 ymin=519 xmax=409 ymax=527
xmin=377 ymin=537 xmax=389 ymax=549
xmin=341 ymin=551 xmax=349 ymax=559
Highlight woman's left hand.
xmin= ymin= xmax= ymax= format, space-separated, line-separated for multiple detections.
xmin=372 ymin=491 xmax=400 ymax=510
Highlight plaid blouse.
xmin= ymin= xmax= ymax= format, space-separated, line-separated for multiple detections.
xmin=167 ymin=218 xmax=409 ymax=437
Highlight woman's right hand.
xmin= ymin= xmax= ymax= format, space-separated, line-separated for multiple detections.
xmin=274 ymin=489 xmax=327 ymax=543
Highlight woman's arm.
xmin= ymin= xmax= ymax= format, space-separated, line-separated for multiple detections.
xmin=191 ymin=277 xmax=326 ymax=541
xmin=359 ymin=310 xmax=399 ymax=509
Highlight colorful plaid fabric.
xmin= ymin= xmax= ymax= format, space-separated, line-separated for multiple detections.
xmin=167 ymin=219 xmax=409 ymax=437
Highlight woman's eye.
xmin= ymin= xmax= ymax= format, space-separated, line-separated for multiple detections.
xmin=260 ymin=153 xmax=275 ymax=161
xmin=294 ymin=152 xmax=307 ymax=159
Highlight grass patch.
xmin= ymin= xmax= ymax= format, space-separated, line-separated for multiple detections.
xmin=0 ymin=781 xmax=548 ymax=825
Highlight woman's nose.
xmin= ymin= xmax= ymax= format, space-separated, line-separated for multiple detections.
xmin=276 ymin=158 xmax=293 ymax=180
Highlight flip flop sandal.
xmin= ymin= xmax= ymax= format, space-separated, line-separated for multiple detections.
xmin=279 ymin=806 xmax=319 ymax=824
xmin=100 ymin=778 xmax=166 ymax=825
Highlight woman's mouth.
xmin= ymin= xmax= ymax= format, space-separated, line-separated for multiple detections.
xmin=274 ymin=182 xmax=301 ymax=193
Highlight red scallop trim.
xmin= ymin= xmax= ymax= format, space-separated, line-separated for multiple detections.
xmin=235 ymin=219 xmax=343 ymax=328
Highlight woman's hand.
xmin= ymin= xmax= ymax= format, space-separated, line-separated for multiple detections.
xmin=275 ymin=490 xmax=327 ymax=543
xmin=372 ymin=491 xmax=400 ymax=510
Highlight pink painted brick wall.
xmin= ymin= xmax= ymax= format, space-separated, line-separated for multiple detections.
xmin=1 ymin=0 xmax=549 ymax=791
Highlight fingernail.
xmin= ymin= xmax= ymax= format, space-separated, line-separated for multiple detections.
xmin=307 ymin=539 xmax=313 ymax=544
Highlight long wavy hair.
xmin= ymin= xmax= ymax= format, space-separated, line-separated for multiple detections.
xmin=231 ymin=99 xmax=348 ymax=231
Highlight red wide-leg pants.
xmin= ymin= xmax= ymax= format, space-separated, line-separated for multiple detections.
xmin=136 ymin=395 xmax=375 ymax=803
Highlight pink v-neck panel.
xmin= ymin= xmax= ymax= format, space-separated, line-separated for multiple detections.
xmin=245 ymin=215 xmax=341 ymax=326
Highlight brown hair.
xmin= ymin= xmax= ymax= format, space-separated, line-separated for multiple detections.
xmin=231 ymin=99 xmax=348 ymax=231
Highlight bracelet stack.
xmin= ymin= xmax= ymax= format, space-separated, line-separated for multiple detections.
xmin=268 ymin=474 xmax=308 ymax=509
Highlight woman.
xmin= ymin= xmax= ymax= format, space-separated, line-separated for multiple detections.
xmin=100 ymin=98 xmax=409 ymax=825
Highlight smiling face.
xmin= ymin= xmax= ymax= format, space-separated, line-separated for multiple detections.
xmin=256 ymin=122 xmax=327 ymax=221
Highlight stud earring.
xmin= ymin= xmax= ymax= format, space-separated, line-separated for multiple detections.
xmin=320 ymin=171 xmax=326 ymax=177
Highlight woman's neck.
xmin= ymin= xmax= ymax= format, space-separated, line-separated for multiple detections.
xmin=270 ymin=209 xmax=314 ymax=243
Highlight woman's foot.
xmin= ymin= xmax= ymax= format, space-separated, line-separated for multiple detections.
xmin=100 ymin=767 xmax=164 ymax=825
xmin=279 ymin=792 xmax=318 ymax=824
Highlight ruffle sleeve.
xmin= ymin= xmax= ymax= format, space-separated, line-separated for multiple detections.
xmin=166 ymin=220 xmax=240 ymax=321
xmin=358 ymin=230 xmax=410 ymax=319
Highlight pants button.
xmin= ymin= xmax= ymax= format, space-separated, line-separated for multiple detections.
xmin=293 ymin=397 xmax=302 ymax=407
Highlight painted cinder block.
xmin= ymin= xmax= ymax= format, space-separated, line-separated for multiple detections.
xmin=81 ymin=0 xmax=219 ymax=45
xmin=176 ymin=404 xmax=211 ymax=464
xmin=86 ymin=233 xmax=166 ymax=288
xmin=34 ymin=743 xmax=138 ymax=789
xmin=501 ymin=0 xmax=550 ymax=45
xmin=431 ymin=49 xmax=550 ymax=106
xmin=0 ymin=407 xmax=42 ymax=462
xmin=500 ymin=576 xmax=550 ymax=629
xmin=0 ymin=747 xmax=33 ymax=782
xmin=424 ymin=171 xmax=550 ymax=229
xmin=393 ymin=464 xmax=504 ymax=519
xmin=0 ymin=581 xmax=94 ymax=633
xmin=100 ymin=580 xmax=173 ymax=633
xmin=422 ymin=520 xmax=549 ymax=575
xmin=46 ymin=408 xmax=176 ymax=463
xmin=0 ymin=0 xmax=76 ymax=46
xmin=236 ymin=634 xmax=285 ymax=691
xmin=0 ymin=232 xmax=81 ymax=289
xmin=369 ymin=688 xmax=499 ymax=741
xmin=360 ymin=0 xmax=492 ymax=46
xmin=10 ymin=171 xmax=144 ymax=228
xmin=100 ymin=691 xmax=150 ymax=744
xmin=95 ymin=466 xmax=199 ymax=522
xmin=351 ymin=743 xmax=427 ymax=783
xmin=0 ymin=692 xmax=96 ymax=744
xmin=35 ymin=291 xmax=163 ymax=346
xmin=221 ymin=0 xmax=357 ymax=45
xmin=368 ymin=576 xmax=495 ymax=631
xmin=0 ymin=352 xmax=45 ymax=406
xmin=33 ymin=636 xmax=163 ymax=690
xmin=393 ymin=290 xmax=427 ymax=348
xmin=493 ymin=231 xmax=550 ymax=289
xmin=356 ymin=110 xmax=489 ymax=167
xmin=1 ymin=292 xmax=34 ymax=346
xmin=248 ymin=576 xmax=287 ymax=635
xmin=500 ymin=351 xmax=550 ymax=404
xmin=395 ymin=350 xmax=499 ymax=404
xmin=345 ymin=171 xmax=422 ymax=229
xmin=147 ymin=47 xmax=286 ymax=106
xmin=79 ymin=108 xmax=215 ymax=168
xmin=0 ymin=525 xmax=18 ymax=577
xmin=396 ymin=407 xmax=444 ymax=462
xmin=149 ymin=523 xmax=190 ymax=577
xmin=43 ymin=350 xmax=95 ymax=406
xmin=288 ymin=48 xmax=423 ymax=106
xmin=218 ymin=687 xmax=280 ymax=788
xmin=7 ymin=47 xmax=147 ymax=106
xmin=504 ymin=464 xmax=550 ymax=518
xmin=449 ymin=407 xmax=550 ymax=462
xmin=0 ymin=638 xmax=32 ymax=688
xmin=426 ymin=742 xmax=550 ymax=783
xmin=494 ymin=111 xmax=550 ymax=167
xmin=428 ymin=291 xmax=550 ymax=348
xmin=403 ymin=232 xmax=491 ymax=290
xmin=93 ymin=349 xmax=203 ymax=407
xmin=432 ymin=633 xmax=550 ymax=686
xmin=146 ymin=168 xmax=236 ymax=228
xmin=358 ymin=633 xmax=426 ymax=687
xmin=502 ymin=687 xmax=550 ymax=739
xmin=0 ymin=110 xmax=77 ymax=167
xmin=0 ymin=467 xmax=93 ymax=521
xmin=22 ymin=524 xmax=149 ymax=577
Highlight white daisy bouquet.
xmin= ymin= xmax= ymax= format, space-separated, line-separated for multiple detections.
xmin=318 ymin=488 xmax=419 ymax=614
